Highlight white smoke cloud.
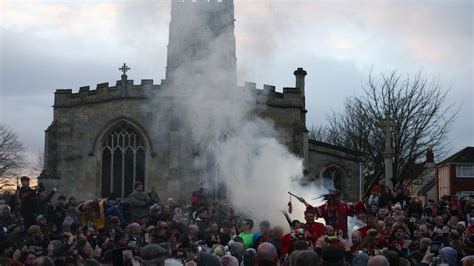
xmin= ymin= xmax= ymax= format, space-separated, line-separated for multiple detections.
xmin=150 ymin=0 xmax=329 ymax=228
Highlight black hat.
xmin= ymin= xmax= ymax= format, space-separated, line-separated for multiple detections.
xmin=140 ymin=244 xmax=168 ymax=260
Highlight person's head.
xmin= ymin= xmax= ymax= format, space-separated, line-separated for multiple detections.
xmin=243 ymin=249 xmax=256 ymax=266
xmin=321 ymin=246 xmax=344 ymax=266
xmin=370 ymin=204 xmax=379 ymax=214
xmin=68 ymin=197 xmax=76 ymax=204
xmin=221 ymin=254 xmax=239 ymax=266
xmin=419 ymin=223 xmax=433 ymax=237
xmin=434 ymin=215 xmax=444 ymax=225
xmin=291 ymin=220 xmax=301 ymax=228
xmin=36 ymin=215 xmax=47 ymax=226
xmin=20 ymin=176 xmax=30 ymax=187
xmin=0 ymin=205 xmax=10 ymax=218
xmin=188 ymin=224 xmax=199 ymax=236
xmin=439 ymin=246 xmax=458 ymax=266
xmin=323 ymin=225 xmax=335 ymax=236
xmin=367 ymin=215 xmax=377 ymax=228
xmin=134 ymin=182 xmax=143 ymax=193
xmin=351 ymin=230 xmax=361 ymax=246
xmin=28 ymin=225 xmax=43 ymax=240
xmin=197 ymin=208 xmax=208 ymax=220
xmin=240 ymin=219 xmax=254 ymax=232
xmin=32 ymin=256 xmax=54 ymax=266
xmin=367 ymin=255 xmax=389 ymax=266
xmin=128 ymin=222 xmax=141 ymax=236
xmin=295 ymin=250 xmax=319 ymax=266
xmin=256 ymin=242 xmax=278 ymax=264
xmin=271 ymin=226 xmax=283 ymax=240
xmin=391 ymin=226 xmax=405 ymax=241
xmin=57 ymin=195 xmax=66 ymax=203
xmin=222 ymin=221 xmax=233 ymax=234
xmin=259 ymin=220 xmax=270 ymax=234
xmin=163 ymin=204 xmax=171 ymax=213
xmin=210 ymin=222 xmax=219 ymax=234
xmin=304 ymin=209 xmax=316 ymax=224
xmin=419 ymin=237 xmax=432 ymax=251
xmin=383 ymin=215 xmax=393 ymax=228
xmin=457 ymin=221 xmax=466 ymax=234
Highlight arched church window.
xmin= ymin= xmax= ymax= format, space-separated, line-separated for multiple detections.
xmin=321 ymin=166 xmax=344 ymax=192
xmin=101 ymin=125 xmax=145 ymax=198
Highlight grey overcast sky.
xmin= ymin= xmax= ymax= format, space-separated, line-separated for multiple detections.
xmin=0 ymin=0 xmax=473 ymax=169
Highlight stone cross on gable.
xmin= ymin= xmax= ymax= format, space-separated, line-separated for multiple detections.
xmin=378 ymin=111 xmax=395 ymax=154
xmin=119 ymin=63 xmax=130 ymax=76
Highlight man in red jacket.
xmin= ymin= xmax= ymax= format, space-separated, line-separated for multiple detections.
xmin=303 ymin=208 xmax=324 ymax=244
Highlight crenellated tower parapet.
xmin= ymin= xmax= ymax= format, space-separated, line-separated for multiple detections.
xmin=53 ymin=79 xmax=164 ymax=108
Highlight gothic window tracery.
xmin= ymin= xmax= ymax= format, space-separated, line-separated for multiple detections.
xmin=101 ymin=125 xmax=145 ymax=198
xmin=321 ymin=165 xmax=344 ymax=192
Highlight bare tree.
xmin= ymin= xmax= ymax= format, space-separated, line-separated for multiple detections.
xmin=0 ymin=124 xmax=25 ymax=176
xmin=309 ymin=125 xmax=330 ymax=142
xmin=320 ymin=70 xmax=458 ymax=187
xmin=32 ymin=151 xmax=45 ymax=176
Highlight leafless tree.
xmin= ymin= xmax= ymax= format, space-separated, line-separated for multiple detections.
xmin=318 ymin=70 xmax=458 ymax=187
xmin=309 ymin=125 xmax=330 ymax=142
xmin=0 ymin=124 xmax=25 ymax=176
xmin=32 ymin=151 xmax=45 ymax=176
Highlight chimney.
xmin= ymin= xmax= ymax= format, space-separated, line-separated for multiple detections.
xmin=294 ymin=67 xmax=307 ymax=96
xmin=426 ymin=148 xmax=434 ymax=164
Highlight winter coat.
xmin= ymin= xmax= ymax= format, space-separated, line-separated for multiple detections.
xmin=126 ymin=192 xmax=151 ymax=219
xmin=34 ymin=190 xmax=56 ymax=218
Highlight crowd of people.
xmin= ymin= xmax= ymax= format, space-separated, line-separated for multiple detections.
xmin=1 ymin=176 xmax=474 ymax=266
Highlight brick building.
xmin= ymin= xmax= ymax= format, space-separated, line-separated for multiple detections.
xmin=437 ymin=147 xmax=474 ymax=198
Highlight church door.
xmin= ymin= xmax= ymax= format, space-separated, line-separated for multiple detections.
xmin=101 ymin=125 xmax=145 ymax=198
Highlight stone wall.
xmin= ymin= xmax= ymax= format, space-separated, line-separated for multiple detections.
xmin=307 ymin=140 xmax=365 ymax=202
xmin=41 ymin=72 xmax=306 ymax=201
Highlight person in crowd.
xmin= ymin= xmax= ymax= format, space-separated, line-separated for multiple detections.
xmin=238 ymin=219 xmax=254 ymax=249
xmin=2 ymin=182 xmax=474 ymax=265
xmin=298 ymin=190 xmax=356 ymax=237
xmin=191 ymin=182 xmax=209 ymax=216
xmin=34 ymin=185 xmax=56 ymax=219
xmin=65 ymin=196 xmax=78 ymax=209
xmin=125 ymin=182 xmax=151 ymax=225
xmin=18 ymin=176 xmax=37 ymax=227
xmin=303 ymin=208 xmax=325 ymax=244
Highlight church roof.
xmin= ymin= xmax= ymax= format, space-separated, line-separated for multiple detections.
xmin=437 ymin=147 xmax=474 ymax=167
xmin=309 ymin=139 xmax=365 ymax=157
xmin=419 ymin=177 xmax=436 ymax=195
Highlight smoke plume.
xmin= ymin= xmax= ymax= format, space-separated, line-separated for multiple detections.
xmin=154 ymin=1 xmax=328 ymax=228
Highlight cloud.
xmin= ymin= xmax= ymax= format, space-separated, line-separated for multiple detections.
xmin=0 ymin=0 xmax=472 ymax=169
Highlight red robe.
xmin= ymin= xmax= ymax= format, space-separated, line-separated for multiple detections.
xmin=305 ymin=222 xmax=324 ymax=243
xmin=308 ymin=202 xmax=355 ymax=237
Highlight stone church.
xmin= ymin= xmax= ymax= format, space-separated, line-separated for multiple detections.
xmin=40 ymin=0 xmax=364 ymax=202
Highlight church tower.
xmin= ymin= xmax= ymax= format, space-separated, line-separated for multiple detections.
xmin=166 ymin=0 xmax=237 ymax=87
